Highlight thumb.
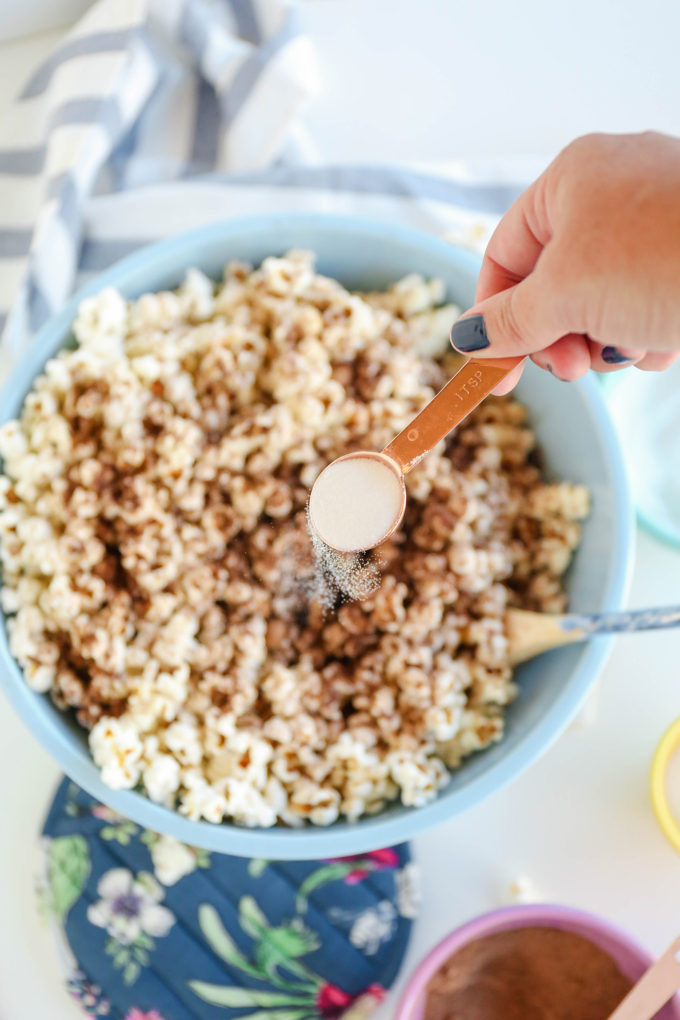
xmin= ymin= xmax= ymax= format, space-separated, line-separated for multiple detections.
xmin=450 ymin=273 xmax=568 ymax=358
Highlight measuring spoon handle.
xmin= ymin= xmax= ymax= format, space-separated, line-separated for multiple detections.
xmin=383 ymin=356 xmax=522 ymax=474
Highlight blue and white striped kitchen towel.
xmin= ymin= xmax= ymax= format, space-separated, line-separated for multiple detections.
xmin=0 ymin=0 xmax=532 ymax=367
xmin=0 ymin=0 xmax=320 ymax=355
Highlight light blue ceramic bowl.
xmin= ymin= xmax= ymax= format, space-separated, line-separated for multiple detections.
xmin=0 ymin=214 xmax=634 ymax=859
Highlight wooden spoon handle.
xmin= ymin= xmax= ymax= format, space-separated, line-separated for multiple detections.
xmin=383 ymin=356 xmax=522 ymax=474
xmin=606 ymin=935 xmax=680 ymax=1020
xmin=507 ymin=605 xmax=680 ymax=665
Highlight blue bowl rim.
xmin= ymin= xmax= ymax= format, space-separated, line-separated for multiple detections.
xmin=0 ymin=212 xmax=635 ymax=858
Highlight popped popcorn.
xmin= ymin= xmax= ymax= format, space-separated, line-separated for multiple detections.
xmin=0 ymin=251 xmax=588 ymax=826
xmin=504 ymin=875 xmax=541 ymax=905
xmin=143 ymin=753 xmax=181 ymax=806
xmin=89 ymin=716 xmax=143 ymax=790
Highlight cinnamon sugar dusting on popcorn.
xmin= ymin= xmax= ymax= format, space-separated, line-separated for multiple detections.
xmin=0 ymin=251 xmax=588 ymax=827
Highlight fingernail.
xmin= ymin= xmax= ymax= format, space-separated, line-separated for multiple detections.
xmin=546 ymin=363 xmax=554 ymax=375
xmin=450 ymin=314 xmax=490 ymax=353
xmin=601 ymin=346 xmax=631 ymax=364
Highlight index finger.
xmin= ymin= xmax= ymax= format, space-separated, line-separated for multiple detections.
xmin=475 ymin=174 xmax=553 ymax=304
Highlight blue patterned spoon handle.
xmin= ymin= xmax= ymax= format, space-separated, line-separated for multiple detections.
xmin=561 ymin=605 xmax=680 ymax=636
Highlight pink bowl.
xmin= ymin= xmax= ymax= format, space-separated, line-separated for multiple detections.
xmin=395 ymin=904 xmax=680 ymax=1020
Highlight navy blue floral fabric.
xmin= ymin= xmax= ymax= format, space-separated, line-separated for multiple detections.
xmin=40 ymin=779 xmax=418 ymax=1020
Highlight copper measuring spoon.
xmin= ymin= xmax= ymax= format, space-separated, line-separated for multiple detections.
xmin=309 ymin=355 xmax=522 ymax=552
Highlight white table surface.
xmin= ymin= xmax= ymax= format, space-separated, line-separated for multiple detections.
xmin=1 ymin=6 xmax=680 ymax=1019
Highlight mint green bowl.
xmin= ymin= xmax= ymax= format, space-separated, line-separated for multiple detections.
xmin=600 ymin=365 xmax=680 ymax=549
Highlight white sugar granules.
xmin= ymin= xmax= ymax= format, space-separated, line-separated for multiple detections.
xmin=307 ymin=524 xmax=382 ymax=604
xmin=308 ymin=456 xmax=404 ymax=553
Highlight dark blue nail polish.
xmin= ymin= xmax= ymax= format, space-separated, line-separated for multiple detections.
xmin=601 ymin=346 xmax=631 ymax=364
xmin=450 ymin=314 xmax=490 ymax=353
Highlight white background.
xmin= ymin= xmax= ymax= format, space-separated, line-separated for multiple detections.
xmin=2 ymin=0 xmax=680 ymax=164
xmin=1 ymin=3 xmax=680 ymax=1019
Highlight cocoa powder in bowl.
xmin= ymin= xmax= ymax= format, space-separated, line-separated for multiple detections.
xmin=423 ymin=926 xmax=633 ymax=1020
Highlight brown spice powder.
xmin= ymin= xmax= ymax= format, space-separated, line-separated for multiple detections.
xmin=423 ymin=926 xmax=633 ymax=1020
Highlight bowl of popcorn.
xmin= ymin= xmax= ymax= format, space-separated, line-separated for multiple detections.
xmin=0 ymin=214 xmax=633 ymax=858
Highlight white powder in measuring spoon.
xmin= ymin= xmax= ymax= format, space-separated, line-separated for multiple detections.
xmin=308 ymin=456 xmax=404 ymax=553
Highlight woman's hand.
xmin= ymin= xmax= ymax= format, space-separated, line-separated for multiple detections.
xmin=450 ymin=131 xmax=680 ymax=393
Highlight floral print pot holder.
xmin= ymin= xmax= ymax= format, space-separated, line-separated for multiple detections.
xmin=39 ymin=779 xmax=418 ymax=1020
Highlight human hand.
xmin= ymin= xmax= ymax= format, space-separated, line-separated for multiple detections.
xmin=450 ymin=132 xmax=680 ymax=393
